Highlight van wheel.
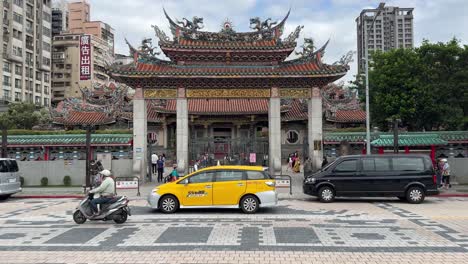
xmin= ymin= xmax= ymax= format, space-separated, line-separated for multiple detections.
xmin=406 ymin=186 xmax=425 ymax=204
xmin=159 ymin=195 xmax=179 ymax=214
xmin=318 ymin=186 xmax=335 ymax=203
xmin=240 ymin=195 xmax=259 ymax=214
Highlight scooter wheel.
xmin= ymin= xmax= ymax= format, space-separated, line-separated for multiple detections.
xmin=113 ymin=210 xmax=128 ymax=224
xmin=73 ymin=210 xmax=87 ymax=224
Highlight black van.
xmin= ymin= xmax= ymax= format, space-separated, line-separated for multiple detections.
xmin=303 ymin=155 xmax=439 ymax=204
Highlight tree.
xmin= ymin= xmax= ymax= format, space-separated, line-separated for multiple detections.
xmin=4 ymin=103 xmax=41 ymax=129
xmin=352 ymin=39 xmax=468 ymax=131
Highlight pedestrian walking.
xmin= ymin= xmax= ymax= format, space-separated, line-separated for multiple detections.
xmin=170 ymin=164 xmax=179 ymax=182
xmin=322 ymin=156 xmax=328 ymax=167
xmin=151 ymin=153 xmax=158 ymax=175
xmin=194 ymin=160 xmax=200 ymax=172
xmin=441 ymin=159 xmax=451 ymax=189
xmin=287 ymin=154 xmax=293 ymax=171
xmin=157 ymin=157 xmax=164 ymax=183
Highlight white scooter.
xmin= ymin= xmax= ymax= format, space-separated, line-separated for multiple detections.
xmin=73 ymin=193 xmax=131 ymax=224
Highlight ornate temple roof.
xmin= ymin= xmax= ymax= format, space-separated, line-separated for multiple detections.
xmin=107 ymin=9 xmax=351 ymax=82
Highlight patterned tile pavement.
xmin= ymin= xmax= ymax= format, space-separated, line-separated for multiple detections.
xmin=1 ymin=197 xmax=468 ymax=263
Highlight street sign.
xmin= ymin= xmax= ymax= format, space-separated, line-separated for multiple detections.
xmin=116 ymin=180 xmax=138 ymax=189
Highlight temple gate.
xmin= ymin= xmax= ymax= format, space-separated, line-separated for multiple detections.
xmin=108 ymin=9 xmax=350 ymax=179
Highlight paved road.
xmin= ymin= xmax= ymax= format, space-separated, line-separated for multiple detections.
xmin=1 ymin=196 xmax=468 ymax=263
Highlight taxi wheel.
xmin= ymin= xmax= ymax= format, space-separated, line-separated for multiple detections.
xmin=240 ymin=195 xmax=259 ymax=214
xmin=159 ymin=195 xmax=179 ymax=214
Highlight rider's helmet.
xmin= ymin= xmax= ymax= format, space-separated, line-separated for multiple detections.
xmin=100 ymin=169 xmax=111 ymax=177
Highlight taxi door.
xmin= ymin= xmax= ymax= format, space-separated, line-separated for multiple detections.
xmin=212 ymin=170 xmax=246 ymax=205
xmin=245 ymin=170 xmax=275 ymax=193
xmin=181 ymin=171 xmax=215 ymax=206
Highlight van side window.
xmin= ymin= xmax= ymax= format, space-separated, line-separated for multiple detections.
xmin=362 ymin=159 xmax=375 ymax=171
xmin=8 ymin=160 xmax=19 ymax=172
xmin=334 ymin=160 xmax=357 ymax=172
xmin=375 ymin=158 xmax=390 ymax=171
xmin=393 ymin=158 xmax=424 ymax=171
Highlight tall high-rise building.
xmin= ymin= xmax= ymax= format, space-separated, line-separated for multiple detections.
xmin=51 ymin=0 xmax=114 ymax=104
xmin=51 ymin=0 xmax=68 ymax=36
xmin=67 ymin=0 xmax=113 ymax=52
xmin=356 ymin=3 xmax=414 ymax=74
xmin=1 ymin=0 xmax=52 ymax=107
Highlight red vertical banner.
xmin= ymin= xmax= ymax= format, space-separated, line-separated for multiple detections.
xmin=79 ymin=35 xmax=92 ymax=80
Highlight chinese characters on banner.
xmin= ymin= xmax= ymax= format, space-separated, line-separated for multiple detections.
xmin=79 ymin=35 xmax=92 ymax=80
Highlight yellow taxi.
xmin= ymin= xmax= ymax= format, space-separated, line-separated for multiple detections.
xmin=147 ymin=166 xmax=277 ymax=214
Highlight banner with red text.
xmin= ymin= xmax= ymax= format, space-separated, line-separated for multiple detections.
xmin=79 ymin=35 xmax=92 ymax=80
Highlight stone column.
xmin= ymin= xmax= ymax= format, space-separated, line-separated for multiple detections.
xmin=308 ymin=87 xmax=323 ymax=171
xmin=163 ymin=121 xmax=168 ymax=149
xmin=176 ymin=88 xmax=189 ymax=174
xmin=268 ymin=87 xmax=282 ymax=175
xmin=132 ymin=87 xmax=147 ymax=181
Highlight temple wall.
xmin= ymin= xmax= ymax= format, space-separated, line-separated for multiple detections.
xmin=448 ymin=158 xmax=468 ymax=184
xmin=18 ymin=160 xmax=134 ymax=186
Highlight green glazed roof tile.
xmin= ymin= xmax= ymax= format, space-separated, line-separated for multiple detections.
xmin=7 ymin=134 xmax=132 ymax=146
xmin=371 ymin=134 xmax=447 ymax=147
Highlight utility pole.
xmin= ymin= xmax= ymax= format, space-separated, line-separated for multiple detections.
xmin=393 ymin=118 xmax=400 ymax=153
xmin=84 ymin=125 xmax=93 ymax=188
xmin=1 ymin=128 xmax=7 ymax=158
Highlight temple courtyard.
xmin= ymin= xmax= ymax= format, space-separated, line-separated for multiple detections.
xmin=1 ymin=195 xmax=468 ymax=263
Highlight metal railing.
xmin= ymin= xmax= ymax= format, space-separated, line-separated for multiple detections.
xmin=114 ymin=176 xmax=141 ymax=196
xmin=274 ymin=175 xmax=292 ymax=195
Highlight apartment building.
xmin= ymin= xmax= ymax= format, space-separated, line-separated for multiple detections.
xmin=1 ymin=0 xmax=52 ymax=106
xmin=51 ymin=33 xmax=112 ymax=102
xmin=51 ymin=0 xmax=114 ymax=104
xmin=356 ymin=3 xmax=414 ymax=74
xmin=51 ymin=0 xmax=67 ymax=36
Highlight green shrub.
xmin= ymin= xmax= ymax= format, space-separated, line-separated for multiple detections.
xmin=20 ymin=176 xmax=24 ymax=187
xmin=40 ymin=177 xmax=48 ymax=186
xmin=63 ymin=175 xmax=72 ymax=186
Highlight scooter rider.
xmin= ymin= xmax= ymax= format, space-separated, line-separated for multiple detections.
xmin=89 ymin=169 xmax=115 ymax=216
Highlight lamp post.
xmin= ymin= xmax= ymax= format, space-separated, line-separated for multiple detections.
xmin=364 ymin=2 xmax=385 ymax=155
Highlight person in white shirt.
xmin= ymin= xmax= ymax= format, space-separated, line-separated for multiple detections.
xmin=151 ymin=153 xmax=158 ymax=174
xmin=89 ymin=170 xmax=115 ymax=215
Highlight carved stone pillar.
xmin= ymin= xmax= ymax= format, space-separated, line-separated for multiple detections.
xmin=269 ymin=87 xmax=282 ymax=175
xmin=176 ymin=88 xmax=188 ymax=174
xmin=132 ymin=87 xmax=147 ymax=181
xmin=308 ymin=87 xmax=323 ymax=171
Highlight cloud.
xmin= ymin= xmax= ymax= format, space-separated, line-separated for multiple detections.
xmin=87 ymin=0 xmax=468 ymax=83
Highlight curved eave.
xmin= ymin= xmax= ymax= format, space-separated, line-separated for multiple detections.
xmin=109 ymin=70 xmax=348 ymax=79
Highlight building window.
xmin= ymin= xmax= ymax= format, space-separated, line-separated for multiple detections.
xmin=14 ymin=79 xmax=22 ymax=89
xmin=13 ymin=0 xmax=24 ymax=7
xmin=15 ymin=65 xmax=22 ymax=75
xmin=42 ymin=41 xmax=51 ymax=52
xmin=35 ymin=96 xmax=41 ymax=105
xmin=286 ymin=130 xmax=299 ymax=144
xmin=35 ymin=84 xmax=41 ymax=93
xmin=43 ymin=26 xmax=51 ymax=38
xmin=2 ymin=76 xmax=11 ymax=86
xmin=42 ymin=11 xmax=51 ymax=22
xmin=13 ymin=12 xmax=23 ymax=24
xmin=43 ymin=57 xmax=51 ymax=66
xmin=14 ymin=92 xmax=21 ymax=102
xmin=44 ymin=73 xmax=49 ymax=82
xmin=43 ymin=97 xmax=49 ymax=106
xmin=13 ymin=46 xmax=23 ymax=57
xmin=3 ymin=89 xmax=11 ymax=99
xmin=44 ymin=86 xmax=49 ymax=95
xmin=3 ymin=62 xmax=11 ymax=73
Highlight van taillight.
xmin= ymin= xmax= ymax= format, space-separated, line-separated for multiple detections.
xmin=433 ymin=175 xmax=437 ymax=185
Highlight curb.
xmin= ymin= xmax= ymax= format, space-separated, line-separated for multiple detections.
xmin=435 ymin=193 xmax=468 ymax=198
xmin=13 ymin=195 xmax=84 ymax=199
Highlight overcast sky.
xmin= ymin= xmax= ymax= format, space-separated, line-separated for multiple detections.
xmin=88 ymin=0 xmax=468 ymax=83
